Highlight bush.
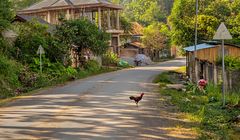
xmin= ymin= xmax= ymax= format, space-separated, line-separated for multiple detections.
xmin=0 ymin=55 xmax=22 ymax=98
xmin=83 ymin=60 xmax=100 ymax=72
xmin=65 ymin=66 xmax=78 ymax=77
xmin=216 ymin=56 xmax=240 ymax=70
xmin=102 ymin=51 xmax=119 ymax=66
xmin=153 ymin=72 xmax=172 ymax=84
xmin=18 ymin=66 xmax=38 ymax=88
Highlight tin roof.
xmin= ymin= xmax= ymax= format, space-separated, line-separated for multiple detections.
xmin=14 ymin=15 xmax=56 ymax=33
xmin=183 ymin=43 xmax=215 ymax=52
xmin=15 ymin=15 xmax=50 ymax=25
xmin=19 ymin=0 xmax=122 ymax=12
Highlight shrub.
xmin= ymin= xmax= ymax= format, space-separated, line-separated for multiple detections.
xmin=18 ymin=66 xmax=38 ymax=88
xmin=65 ymin=66 xmax=78 ymax=76
xmin=216 ymin=56 xmax=240 ymax=70
xmin=153 ymin=72 xmax=172 ymax=84
xmin=83 ymin=60 xmax=100 ymax=72
xmin=0 ymin=55 xmax=22 ymax=98
xmin=102 ymin=51 xmax=119 ymax=66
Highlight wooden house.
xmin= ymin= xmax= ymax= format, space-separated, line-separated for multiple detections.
xmin=120 ymin=22 xmax=145 ymax=57
xmin=184 ymin=42 xmax=240 ymax=90
xmin=17 ymin=0 xmax=124 ymax=55
xmin=121 ymin=41 xmax=148 ymax=57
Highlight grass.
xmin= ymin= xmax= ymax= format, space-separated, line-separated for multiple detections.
xmin=153 ymin=72 xmax=173 ymax=84
xmin=0 ymin=66 xmax=120 ymax=107
xmin=154 ymin=67 xmax=240 ymax=139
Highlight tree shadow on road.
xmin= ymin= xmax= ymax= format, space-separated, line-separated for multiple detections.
xmin=0 ymin=58 xmax=196 ymax=140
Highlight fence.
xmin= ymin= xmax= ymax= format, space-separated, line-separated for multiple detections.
xmin=216 ymin=67 xmax=240 ymax=92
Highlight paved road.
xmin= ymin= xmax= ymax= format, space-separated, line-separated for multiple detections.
xmin=0 ymin=58 xmax=195 ymax=140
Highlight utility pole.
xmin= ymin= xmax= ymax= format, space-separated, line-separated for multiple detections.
xmin=193 ymin=0 xmax=199 ymax=82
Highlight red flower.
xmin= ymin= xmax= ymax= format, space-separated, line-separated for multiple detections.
xmin=198 ymin=79 xmax=207 ymax=87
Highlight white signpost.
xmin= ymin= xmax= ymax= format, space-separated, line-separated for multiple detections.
xmin=213 ymin=22 xmax=232 ymax=106
xmin=37 ymin=45 xmax=45 ymax=74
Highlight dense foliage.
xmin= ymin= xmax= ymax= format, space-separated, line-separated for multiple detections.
xmin=13 ymin=21 xmax=67 ymax=65
xmin=56 ymin=19 xmax=110 ymax=56
xmin=217 ymin=56 xmax=240 ymax=70
xmin=102 ymin=51 xmax=120 ymax=66
xmin=113 ymin=0 xmax=174 ymax=26
xmin=0 ymin=0 xmax=14 ymax=32
xmin=0 ymin=55 xmax=22 ymax=98
xmin=142 ymin=22 xmax=169 ymax=51
xmin=155 ymin=69 xmax=240 ymax=139
xmin=169 ymin=0 xmax=240 ymax=47
xmin=0 ymin=1 xmax=113 ymax=99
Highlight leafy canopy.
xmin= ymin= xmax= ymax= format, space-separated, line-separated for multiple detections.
xmin=142 ymin=22 xmax=168 ymax=50
xmin=56 ymin=19 xmax=110 ymax=56
xmin=13 ymin=20 xmax=67 ymax=64
xmin=0 ymin=0 xmax=14 ymax=32
xmin=169 ymin=0 xmax=240 ymax=47
xmin=122 ymin=0 xmax=166 ymax=26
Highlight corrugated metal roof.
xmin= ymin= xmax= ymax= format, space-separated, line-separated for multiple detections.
xmin=24 ymin=0 xmax=57 ymax=11
xmin=15 ymin=15 xmax=56 ymax=33
xmin=50 ymin=0 xmax=71 ymax=7
xmin=183 ymin=43 xmax=215 ymax=52
xmin=71 ymin=0 xmax=111 ymax=5
xmin=17 ymin=15 xmax=49 ymax=24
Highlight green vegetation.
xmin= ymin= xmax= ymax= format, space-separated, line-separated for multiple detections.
xmin=142 ymin=23 xmax=169 ymax=58
xmin=217 ymin=56 xmax=240 ymax=70
xmin=0 ymin=0 xmax=14 ymax=31
xmin=0 ymin=55 xmax=22 ymax=98
xmin=154 ymin=68 xmax=240 ymax=139
xmin=102 ymin=51 xmax=120 ymax=67
xmin=56 ymin=19 xmax=110 ymax=57
xmin=169 ymin=0 xmax=240 ymax=47
xmin=153 ymin=72 xmax=172 ymax=84
xmin=0 ymin=1 xmax=116 ymax=100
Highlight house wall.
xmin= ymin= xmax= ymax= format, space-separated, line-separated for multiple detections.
xmin=187 ymin=45 xmax=240 ymax=91
xmin=196 ymin=45 xmax=240 ymax=63
xmin=120 ymin=49 xmax=138 ymax=57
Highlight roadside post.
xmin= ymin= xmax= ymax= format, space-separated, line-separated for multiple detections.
xmin=213 ymin=22 xmax=232 ymax=106
xmin=37 ymin=45 xmax=45 ymax=74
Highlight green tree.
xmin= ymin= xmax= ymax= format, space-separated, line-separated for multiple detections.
xmin=168 ymin=0 xmax=196 ymax=47
xmin=123 ymin=0 xmax=166 ymax=26
xmin=168 ymin=0 xmax=239 ymax=47
xmin=13 ymin=20 xmax=67 ymax=64
xmin=203 ymin=0 xmax=231 ymax=22
xmin=197 ymin=15 xmax=219 ymax=41
xmin=227 ymin=1 xmax=240 ymax=40
xmin=142 ymin=22 xmax=168 ymax=52
xmin=56 ymin=19 xmax=110 ymax=58
xmin=0 ymin=0 xmax=14 ymax=54
xmin=0 ymin=0 xmax=13 ymax=32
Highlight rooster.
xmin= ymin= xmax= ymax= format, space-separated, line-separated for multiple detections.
xmin=129 ymin=93 xmax=144 ymax=106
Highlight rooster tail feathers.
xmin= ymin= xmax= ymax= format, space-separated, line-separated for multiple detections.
xmin=129 ymin=96 xmax=135 ymax=100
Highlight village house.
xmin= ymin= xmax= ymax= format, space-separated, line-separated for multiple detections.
xmin=17 ymin=0 xmax=124 ymax=55
xmin=120 ymin=22 xmax=148 ymax=58
xmin=121 ymin=22 xmax=173 ymax=61
xmin=184 ymin=42 xmax=240 ymax=90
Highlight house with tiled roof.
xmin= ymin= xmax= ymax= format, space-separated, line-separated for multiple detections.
xmin=17 ymin=0 xmax=123 ymax=54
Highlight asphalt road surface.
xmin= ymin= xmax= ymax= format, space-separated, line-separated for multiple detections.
xmin=0 ymin=58 xmax=196 ymax=140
